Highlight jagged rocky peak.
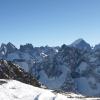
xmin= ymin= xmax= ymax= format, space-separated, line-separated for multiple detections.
xmin=7 ymin=42 xmax=16 ymax=48
xmin=6 ymin=42 xmax=17 ymax=53
xmin=20 ymin=43 xmax=34 ymax=52
xmin=59 ymin=44 xmax=81 ymax=69
xmin=70 ymin=38 xmax=91 ymax=50
xmin=0 ymin=42 xmax=17 ymax=54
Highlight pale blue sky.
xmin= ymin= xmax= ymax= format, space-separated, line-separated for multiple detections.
xmin=0 ymin=0 xmax=100 ymax=47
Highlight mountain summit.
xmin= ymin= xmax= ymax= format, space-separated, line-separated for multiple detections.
xmin=71 ymin=39 xmax=91 ymax=50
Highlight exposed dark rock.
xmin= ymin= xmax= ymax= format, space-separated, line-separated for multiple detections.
xmin=20 ymin=43 xmax=34 ymax=52
xmin=0 ymin=60 xmax=40 ymax=87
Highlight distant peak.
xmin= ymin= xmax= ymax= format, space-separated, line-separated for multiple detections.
xmin=71 ymin=38 xmax=91 ymax=50
xmin=7 ymin=42 xmax=14 ymax=46
xmin=20 ymin=43 xmax=34 ymax=51
xmin=7 ymin=42 xmax=16 ymax=49
xmin=7 ymin=42 xmax=13 ymax=45
xmin=71 ymin=38 xmax=86 ymax=45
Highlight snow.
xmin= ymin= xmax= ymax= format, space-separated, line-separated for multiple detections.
xmin=55 ymin=49 xmax=59 ymax=53
xmin=39 ymin=65 xmax=69 ymax=89
xmin=0 ymin=45 xmax=7 ymax=55
xmin=7 ymin=53 xmax=20 ymax=61
xmin=21 ymin=53 xmax=32 ymax=61
xmin=76 ymin=62 xmax=88 ymax=73
xmin=1 ymin=79 xmax=99 ymax=100
xmin=0 ymin=79 xmax=68 ymax=100
xmin=40 ymin=52 xmax=48 ymax=58
xmin=1 ymin=51 xmax=5 ymax=55
xmin=75 ymin=77 xmax=100 ymax=96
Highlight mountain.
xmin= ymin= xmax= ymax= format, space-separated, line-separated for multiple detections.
xmin=71 ymin=39 xmax=91 ymax=50
xmin=0 ymin=39 xmax=100 ymax=96
xmin=0 ymin=42 xmax=17 ymax=59
xmin=0 ymin=42 xmax=17 ymax=54
xmin=20 ymin=43 xmax=34 ymax=52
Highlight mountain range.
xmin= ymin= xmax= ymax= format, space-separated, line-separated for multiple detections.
xmin=0 ymin=39 xmax=100 ymax=96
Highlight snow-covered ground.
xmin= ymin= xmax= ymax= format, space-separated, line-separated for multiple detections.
xmin=0 ymin=79 xmax=99 ymax=100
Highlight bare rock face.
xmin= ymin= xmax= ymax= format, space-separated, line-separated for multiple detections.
xmin=0 ymin=60 xmax=40 ymax=87
xmin=20 ymin=43 xmax=34 ymax=52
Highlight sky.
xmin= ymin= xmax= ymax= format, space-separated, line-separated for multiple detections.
xmin=0 ymin=0 xmax=100 ymax=47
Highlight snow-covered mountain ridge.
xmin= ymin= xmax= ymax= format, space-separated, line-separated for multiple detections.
xmin=0 ymin=39 xmax=100 ymax=96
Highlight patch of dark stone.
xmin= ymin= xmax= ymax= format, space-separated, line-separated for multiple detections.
xmin=0 ymin=60 xmax=41 ymax=87
xmin=0 ymin=80 xmax=7 ymax=85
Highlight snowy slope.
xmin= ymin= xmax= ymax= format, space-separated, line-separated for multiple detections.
xmin=0 ymin=79 xmax=68 ymax=100
xmin=0 ymin=79 xmax=99 ymax=100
